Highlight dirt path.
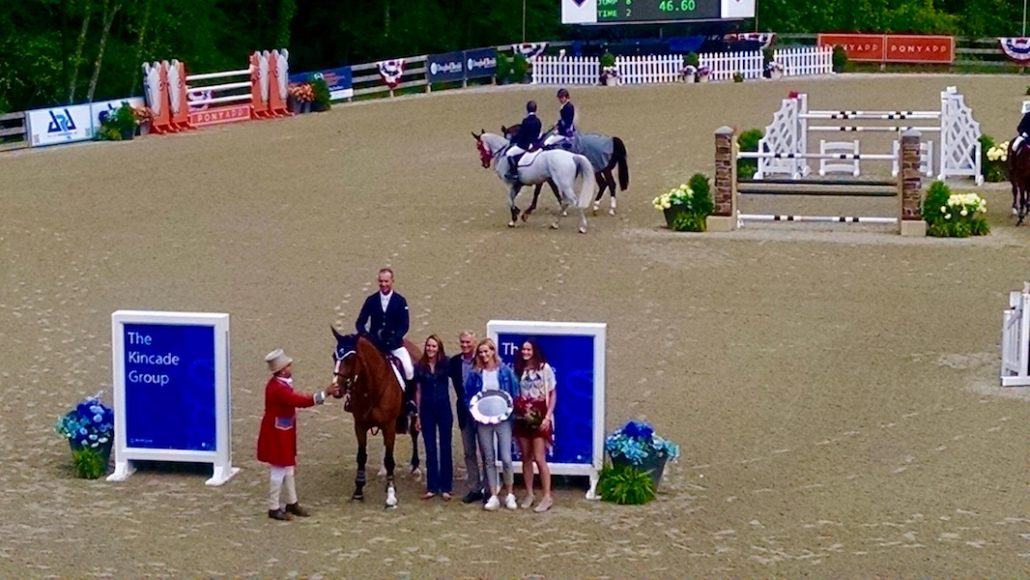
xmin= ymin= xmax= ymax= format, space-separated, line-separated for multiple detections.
xmin=0 ymin=74 xmax=1027 ymax=577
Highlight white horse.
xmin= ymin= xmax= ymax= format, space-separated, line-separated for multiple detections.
xmin=473 ymin=131 xmax=596 ymax=234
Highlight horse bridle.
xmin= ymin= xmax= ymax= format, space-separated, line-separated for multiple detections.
xmin=332 ymin=350 xmax=358 ymax=406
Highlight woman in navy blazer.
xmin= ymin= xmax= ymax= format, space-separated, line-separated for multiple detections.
xmin=413 ymin=335 xmax=454 ymax=500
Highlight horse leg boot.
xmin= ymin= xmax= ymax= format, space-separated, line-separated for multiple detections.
xmin=353 ymin=445 xmax=367 ymax=501
xmin=383 ymin=431 xmax=398 ymax=509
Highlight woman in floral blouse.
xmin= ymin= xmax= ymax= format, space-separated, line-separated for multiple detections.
xmin=513 ymin=339 xmax=557 ymax=512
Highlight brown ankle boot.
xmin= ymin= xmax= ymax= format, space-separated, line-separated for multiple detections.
xmin=285 ymin=502 xmax=310 ymax=517
xmin=268 ymin=508 xmax=292 ymax=521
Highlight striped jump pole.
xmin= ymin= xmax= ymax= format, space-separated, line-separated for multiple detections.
xmin=738 ymin=152 xmax=897 ymax=161
xmin=807 ymin=125 xmax=941 ymax=133
xmin=737 ymin=214 xmax=898 ymax=224
xmin=800 ymin=111 xmax=940 ymax=120
xmin=709 ymin=126 xmax=927 ymax=236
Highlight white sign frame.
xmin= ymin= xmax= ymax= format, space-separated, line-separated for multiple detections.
xmin=488 ymin=320 xmax=606 ymax=499
xmin=109 ymin=310 xmax=238 ymax=486
xmin=1001 ymin=284 xmax=1030 ymax=387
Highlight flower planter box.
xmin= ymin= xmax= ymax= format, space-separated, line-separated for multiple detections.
xmin=291 ymin=100 xmax=312 ymax=114
xmin=611 ymin=453 xmax=668 ymax=490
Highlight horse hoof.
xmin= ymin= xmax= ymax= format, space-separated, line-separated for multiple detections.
xmin=507 ymin=221 xmax=516 ymax=228
xmin=351 ymin=493 xmax=364 ymax=501
xmin=578 ymin=227 xmax=588 ymax=234
xmin=608 ymin=208 xmax=616 ymax=216
xmin=1013 ymin=207 xmax=1020 ymax=216
xmin=550 ymin=223 xmax=559 ymax=230
xmin=562 ymin=210 xmax=569 ymax=217
xmin=377 ymin=466 xmax=387 ymax=477
xmin=411 ymin=466 xmax=423 ymax=478
xmin=592 ymin=205 xmax=599 ymax=216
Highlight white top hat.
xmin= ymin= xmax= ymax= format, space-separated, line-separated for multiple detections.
xmin=265 ymin=348 xmax=293 ymax=373
xmin=1022 ymin=101 xmax=1030 ymax=114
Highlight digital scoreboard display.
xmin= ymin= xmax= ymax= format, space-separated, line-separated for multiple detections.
xmin=597 ymin=0 xmax=721 ymax=23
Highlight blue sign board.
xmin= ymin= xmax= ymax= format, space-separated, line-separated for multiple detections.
xmin=427 ymin=51 xmax=465 ymax=83
xmin=496 ymin=332 xmax=596 ymax=465
xmin=110 ymin=311 xmax=237 ymax=486
xmin=464 ymin=47 xmax=498 ymax=79
xmin=288 ymin=66 xmax=353 ymax=100
xmin=122 ymin=323 xmax=217 ymax=451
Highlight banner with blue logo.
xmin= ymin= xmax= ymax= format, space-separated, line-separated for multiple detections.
xmin=110 ymin=311 xmax=238 ymax=486
xmin=464 ymin=47 xmax=498 ymax=80
xmin=427 ymin=51 xmax=465 ymax=83
xmin=488 ymin=320 xmax=606 ymax=498
xmin=26 ymin=104 xmax=93 ymax=147
xmin=288 ymin=66 xmax=353 ymax=100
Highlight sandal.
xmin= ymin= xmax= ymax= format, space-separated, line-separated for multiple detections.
xmin=421 ymin=491 xmax=436 ymax=500
xmin=533 ymin=496 xmax=553 ymax=513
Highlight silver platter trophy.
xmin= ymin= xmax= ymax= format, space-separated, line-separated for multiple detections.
xmin=469 ymin=390 xmax=513 ymax=425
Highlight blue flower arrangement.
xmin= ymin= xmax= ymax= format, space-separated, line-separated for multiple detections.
xmin=55 ymin=392 xmax=114 ymax=451
xmin=604 ymin=420 xmax=680 ymax=465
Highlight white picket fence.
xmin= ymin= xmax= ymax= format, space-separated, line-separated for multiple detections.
xmin=776 ymin=46 xmax=834 ymax=77
xmin=532 ymin=46 xmax=832 ymax=86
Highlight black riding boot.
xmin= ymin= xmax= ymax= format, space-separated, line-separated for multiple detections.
xmin=506 ymin=154 xmax=523 ymax=183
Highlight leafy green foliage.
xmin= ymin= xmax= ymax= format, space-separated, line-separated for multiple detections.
xmin=732 ymin=71 xmax=744 ymax=83
xmin=737 ymin=128 xmax=764 ymax=180
xmin=600 ymin=51 xmax=616 ymax=68
xmin=979 ymin=134 xmax=1007 ymax=183
xmin=682 ymin=52 xmax=699 ymax=68
xmin=311 ymin=77 xmax=331 ymax=110
xmin=511 ymin=53 xmax=528 ymax=83
xmin=597 ymin=463 xmax=656 ymax=505
xmin=831 ymin=45 xmax=849 ymax=72
xmin=72 ymin=445 xmax=110 ymax=479
xmin=922 ymin=181 xmax=990 ymax=238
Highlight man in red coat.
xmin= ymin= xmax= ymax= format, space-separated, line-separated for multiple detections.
xmin=257 ymin=348 xmax=337 ymax=521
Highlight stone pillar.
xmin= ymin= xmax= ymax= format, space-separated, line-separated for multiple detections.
xmin=708 ymin=126 xmax=737 ymax=232
xmin=898 ymin=129 xmax=926 ymax=237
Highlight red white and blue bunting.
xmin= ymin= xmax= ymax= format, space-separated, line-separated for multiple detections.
xmin=726 ymin=33 xmax=776 ymax=49
xmin=378 ymin=59 xmax=405 ymax=88
xmin=513 ymin=42 xmax=547 ymax=62
xmin=998 ymin=37 xmax=1030 ymax=64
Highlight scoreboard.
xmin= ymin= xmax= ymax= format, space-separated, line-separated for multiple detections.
xmin=562 ymin=0 xmax=754 ymax=24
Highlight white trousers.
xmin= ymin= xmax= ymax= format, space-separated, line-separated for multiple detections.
xmin=391 ymin=346 xmax=414 ymax=380
xmin=268 ymin=465 xmax=298 ymax=510
xmin=543 ymin=134 xmax=567 ymax=147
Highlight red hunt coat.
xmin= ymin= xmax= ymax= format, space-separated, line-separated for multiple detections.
xmin=256 ymin=377 xmax=318 ymax=466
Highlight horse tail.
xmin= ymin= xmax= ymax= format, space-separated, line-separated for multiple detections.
xmin=574 ymin=154 xmax=596 ymax=209
xmin=613 ymin=137 xmax=629 ymax=191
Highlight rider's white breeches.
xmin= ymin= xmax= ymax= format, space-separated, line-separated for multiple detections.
xmin=391 ymin=346 xmax=414 ymax=380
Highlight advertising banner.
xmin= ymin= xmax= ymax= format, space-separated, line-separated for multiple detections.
xmin=817 ymin=33 xmax=886 ymax=62
xmin=289 ymin=66 xmax=353 ymax=100
xmin=427 ymin=51 xmax=465 ymax=83
xmin=885 ymin=35 xmax=954 ymax=64
xmin=464 ymin=47 xmax=498 ymax=80
xmin=109 ymin=311 xmax=238 ymax=486
xmin=488 ymin=320 xmax=606 ymax=498
xmin=818 ymin=33 xmax=954 ymax=64
xmin=26 ymin=104 xmax=94 ymax=147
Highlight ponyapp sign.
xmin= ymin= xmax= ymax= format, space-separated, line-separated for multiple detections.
xmin=109 ymin=310 xmax=238 ymax=486
xmin=488 ymin=320 xmax=606 ymax=499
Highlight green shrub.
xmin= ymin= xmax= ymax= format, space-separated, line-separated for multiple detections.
xmin=683 ymin=52 xmax=699 ymax=68
xmin=737 ymin=128 xmax=764 ymax=180
xmin=831 ymin=45 xmax=848 ymax=72
xmin=96 ymin=102 xmax=136 ymax=141
xmin=511 ymin=53 xmax=529 ymax=83
xmin=311 ymin=77 xmax=331 ymax=110
xmin=600 ymin=51 xmax=616 ymax=68
xmin=980 ymin=134 xmax=1007 ymax=183
xmin=598 ymin=463 xmax=656 ymax=505
xmin=72 ymin=446 xmax=109 ymax=479
xmin=762 ymin=47 xmax=775 ymax=66
xmin=922 ymin=180 xmax=990 ymax=238
xmin=732 ymin=71 xmax=744 ymax=83
xmin=495 ymin=53 xmax=512 ymax=83
xmin=1024 ymin=86 xmax=1030 ymax=96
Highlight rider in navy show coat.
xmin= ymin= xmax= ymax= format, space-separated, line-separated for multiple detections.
xmin=505 ymin=101 xmax=542 ymax=182
xmin=355 ymin=292 xmax=410 ymax=352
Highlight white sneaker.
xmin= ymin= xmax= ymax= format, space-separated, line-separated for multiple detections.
xmin=483 ymin=495 xmax=500 ymax=511
xmin=505 ymin=493 xmax=518 ymax=510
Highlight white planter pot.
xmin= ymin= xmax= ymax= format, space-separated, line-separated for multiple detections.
xmin=769 ymin=70 xmax=783 ymax=80
xmin=682 ymin=75 xmax=695 ymax=84
xmin=698 ymin=75 xmax=710 ymax=83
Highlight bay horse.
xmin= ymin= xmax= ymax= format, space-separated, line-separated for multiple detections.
xmin=502 ymin=124 xmax=630 ymax=218
xmin=330 ymin=328 xmax=422 ymax=508
xmin=472 ymin=130 xmax=596 ymax=233
xmin=1007 ymin=140 xmax=1030 ymax=225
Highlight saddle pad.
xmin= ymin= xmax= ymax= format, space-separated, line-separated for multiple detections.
xmin=518 ymin=150 xmax=543 ymax=167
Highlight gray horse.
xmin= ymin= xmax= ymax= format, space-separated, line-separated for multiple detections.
xmin=502 ymin=125 xmax=629 ymax=218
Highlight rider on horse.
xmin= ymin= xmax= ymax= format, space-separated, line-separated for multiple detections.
xmin=355 ymin=267 xmax=416 ymax=413
xmin=544 ymin=88 xmax=576 ymax=150
xmin=504 ymin=100 xmax=542 ymax=184
xmin=1016 ymin=103 xmax=1030 ymax=152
